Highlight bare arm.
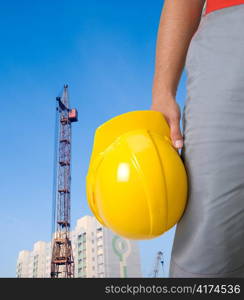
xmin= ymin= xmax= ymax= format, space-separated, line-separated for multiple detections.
xmin=151 ymin=0 xmax=205 ymax=149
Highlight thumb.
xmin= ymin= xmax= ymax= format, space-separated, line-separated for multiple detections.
xmin=169 ymin=119 xmax=184 ymax=149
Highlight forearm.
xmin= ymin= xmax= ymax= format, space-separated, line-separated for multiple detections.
xmin=152 ymin=0 xmax=205 ymax=103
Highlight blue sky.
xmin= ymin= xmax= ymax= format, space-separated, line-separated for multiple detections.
xmin=0 ymin=0 xmax=187 ymax=277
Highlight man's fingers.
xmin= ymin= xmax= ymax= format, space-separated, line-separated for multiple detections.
xmin=169 ymin=119 xmax=184 ymax=149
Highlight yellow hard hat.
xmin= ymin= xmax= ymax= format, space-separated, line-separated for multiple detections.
xmin=86 ymin=110 xmax=188 ymax=240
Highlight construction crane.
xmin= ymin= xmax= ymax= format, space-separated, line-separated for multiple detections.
xmin=50 ymin=85 xmax=78 ymax=278
xmin=152 ymin=251 xmax=164 ymax=278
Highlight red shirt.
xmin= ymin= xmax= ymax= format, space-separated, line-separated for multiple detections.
xmin=205 ymin=0 xmax=244 ymax=15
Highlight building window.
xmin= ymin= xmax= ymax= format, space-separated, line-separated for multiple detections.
xmin=97 ymin=237 xmax=103 ymax=247
xmin=83 ymin=233 xmax=86 ymax=242
xmin=97 ymin=254 xmax=103 ymax=264
xmin=98 ymin=264 xmax=104 ymax=273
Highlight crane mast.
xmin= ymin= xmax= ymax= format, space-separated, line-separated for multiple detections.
xmin=51 ymin=85 xmax=78 ymax=278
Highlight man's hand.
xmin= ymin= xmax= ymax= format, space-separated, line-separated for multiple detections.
xmin=151 ymin=95 xmax=183 ymax=150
